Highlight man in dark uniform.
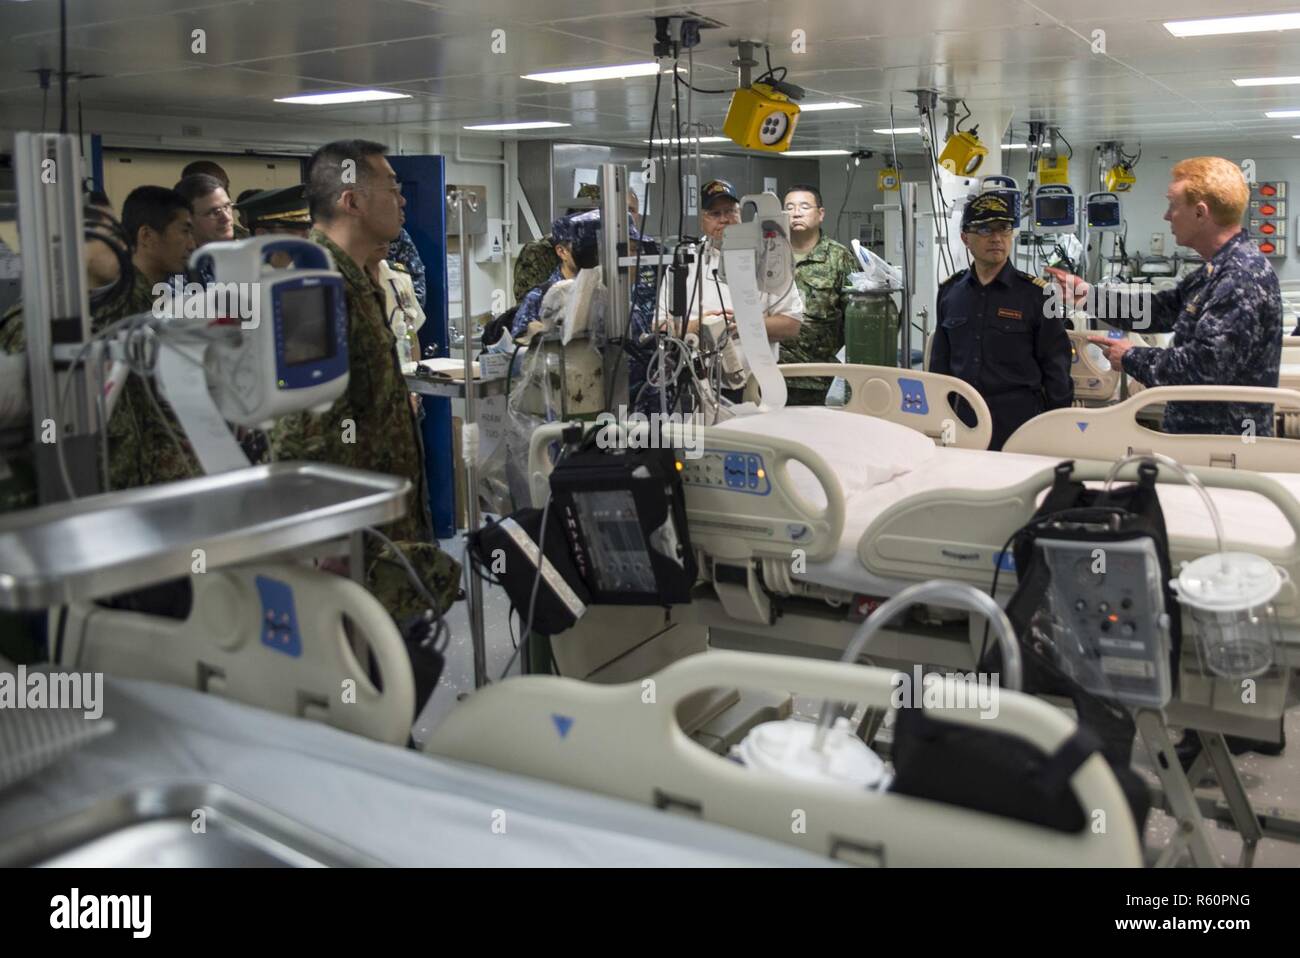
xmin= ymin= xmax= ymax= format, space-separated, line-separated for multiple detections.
xmin=930 ymin=190 xmax=1073 ymax=450
xmin=1050 ymin=156 xmax=1282 ymax=438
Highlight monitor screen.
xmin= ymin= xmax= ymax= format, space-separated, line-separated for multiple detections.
xmin=1088 ymin=201 xmax=1120 ymax=228
xmin=279 ymin=285 xmax=334 ymax=366
xmin=1037 ymin=197 xmax=1071 ymax=222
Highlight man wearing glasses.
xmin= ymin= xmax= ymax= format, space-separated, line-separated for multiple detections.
xmin=654 ymin=178 xmax=803 ymax=402
xmin=174 ymin=173 xmax=236 ymax=248
xmin=781 ymin=184 xmax=858 ymax=405
xmin=929 ymin=190 xmax=1072 ymax=451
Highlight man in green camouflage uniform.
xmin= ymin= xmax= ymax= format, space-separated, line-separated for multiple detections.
xmin=0 ymin=186 xmax=203 ymax=507
xmin=275 ymin=140 xmax=460 ymax=621
xmin=780 ymin=185 xmax=859 ymax=406
xmin=513 ymin=233 xmax=560 ymax=303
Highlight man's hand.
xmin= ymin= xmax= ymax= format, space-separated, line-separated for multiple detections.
xmin=1086 ymin=334 xmax=1134 ymax=371
xmin=1046 ymin=266 xmax=1089 ymax=305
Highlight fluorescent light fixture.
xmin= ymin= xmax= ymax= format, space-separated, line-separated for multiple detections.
xmin=797 ymin=101 xmax=864 ymax=112
xmin=1234 ymin=75 xmax=1300 ymax=86
xmin=1266 ymin=109 xmax=1300 ymax=118
xmin=1164 ymin=13 xmax=1300 ymax=37
xmin=274 ymin=90 xmax=411 ymax=105
xmin=1000 ymin=143 xmax=1029 ymax=150
xmin=523 ymin=62 xmax=661 ymax=84
xmin=464 ymin=120 xmax=571 ymax=131
xmin=1293 ymin=134 xmax=1300 ymax=138
xmin=782 ymin=149 xmax=851 ymax=156
xmin=644 ymin=136 xmax=730 ymax=144
xmin=873 ymin=127 xmax=920 ymax=134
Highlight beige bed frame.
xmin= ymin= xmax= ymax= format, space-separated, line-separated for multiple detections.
xmin=423 ymin=649 xmax=1142 ymax=866
xmin=777 ymin=363 xmax=993 ymax=450
xmin=1003 ymin=385 xmax=1300 ymax=470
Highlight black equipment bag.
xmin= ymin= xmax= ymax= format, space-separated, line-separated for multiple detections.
xmin=466 ymin=507 xmax=591 ymax=636
xmin=891 ymin=705 xmax=1103 ymax=832
xmin=975 ymin=458 xmax=1173 ymax=828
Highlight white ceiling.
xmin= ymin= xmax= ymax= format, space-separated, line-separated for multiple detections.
xmin=3 ymin=0 xmax=1300 ymax=150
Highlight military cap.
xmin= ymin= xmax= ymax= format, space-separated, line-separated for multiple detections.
xmin=961 ymin=189 xmax=1019 ymax=231
xmin=236 ymin=184 xmax=311 ymax=230
xmin=700 ymin=178 xmax=740 ymax=210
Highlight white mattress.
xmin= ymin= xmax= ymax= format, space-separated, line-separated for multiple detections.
xmin=0 ymin=677 xmax=832 ymax=868
xmin=783 ymin=442 xmax=1300 ymax=597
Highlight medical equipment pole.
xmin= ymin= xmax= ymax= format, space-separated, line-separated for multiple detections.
xmin=449 ymin=188 xmax=488 ymax=688
xmin=899 ymin=181 xmax=916 ymax=368
xmin=16 ymin=132 xmax=101 ymax=502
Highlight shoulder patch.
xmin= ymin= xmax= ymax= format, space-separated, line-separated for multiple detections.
xmin=389 ymin=261 xmax=410 ymax=274
xmin=1018 ymin=270 xmax=1048 ymax=287
xmin=939 ymin=269 xmax=967 ymax=288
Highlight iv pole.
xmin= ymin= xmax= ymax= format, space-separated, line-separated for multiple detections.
xmin=448 ymin=186 xmax=488 ymax=688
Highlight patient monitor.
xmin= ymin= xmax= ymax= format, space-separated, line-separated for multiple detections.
xmin=151 ymin=236 xmax=349 ymax=474
xmin=191 ymin=237 xmax=349 ymax=429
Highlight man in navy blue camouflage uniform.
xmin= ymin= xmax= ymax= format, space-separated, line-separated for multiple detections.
xmin=930 ymin=189 xmax=1073 ymax=451
xmin=1051 ymin=156 xmax=1283 ymax=437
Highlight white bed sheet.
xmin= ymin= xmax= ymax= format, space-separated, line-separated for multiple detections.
xmin=789 ymin=444 xmax=1300 ymax=597
xmin=0 ymin=677 xmax=832 ymax=868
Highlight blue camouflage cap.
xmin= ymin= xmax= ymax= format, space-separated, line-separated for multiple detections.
xmin=962 ymin=189 xmax=1019 ymax=231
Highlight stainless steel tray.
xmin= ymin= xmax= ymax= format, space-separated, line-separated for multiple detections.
xmin=0 ymin=783 xmax=384 ymax=867
xmin=0 ymin=462 xmax=409 ymax=610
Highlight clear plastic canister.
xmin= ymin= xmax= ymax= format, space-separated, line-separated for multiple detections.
xmin=1173 ymin=552 xmax=1286 ymax=679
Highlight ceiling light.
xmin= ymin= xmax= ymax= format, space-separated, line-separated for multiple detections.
xmin=1234 ymin=76 xmax=1300 ymax=86
xmin=797 ymin=102 xmax=864 ymax=112
xmin=275 ymin=90 xmax=411 ymax=105
xmin=1265 ymin=109 xmax=1300 ymax=118
xmin=523 ymin=63 xmax=662 ymax=84
xmin=782 ymin=149 xmax=851 ymax=156
xmin=464 ymin=120 xmax=572 ymax=131
xmin=1000 ymin=143 xmax=1029 ymax=150
xmin=644 ymin=136 xmax=730 ymax=144
xmin=1164 ymin=13 xmax=1300 ymax=37
xmin=873 ymin=127 xmax=920 ymax=135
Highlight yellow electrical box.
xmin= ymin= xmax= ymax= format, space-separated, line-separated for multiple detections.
xmin=1106 ymin=164 xmax=1137 ymax=193
xmin=1037 ymin=155 xmax=1070 ymax=186
xmin=938 ymin=130 xmax=988 ymax=176
xmin=722 ymin=82 xmax=801 ymax=152
xmin=878 ymin=167 xmax=900 ymax=191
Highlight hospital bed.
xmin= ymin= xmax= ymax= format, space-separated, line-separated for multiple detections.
xmin=526 ymin=406 xmax=1300 ymax=864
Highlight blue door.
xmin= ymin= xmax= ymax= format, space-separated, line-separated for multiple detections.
xmin=388 ymin=154 xmax=455 ymax=538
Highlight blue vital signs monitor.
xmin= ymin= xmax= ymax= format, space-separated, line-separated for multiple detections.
xmin=1033 ymin=185 xmax=1077 ymax=234
xmin=192 ymin=236 xmax=349 ymax=428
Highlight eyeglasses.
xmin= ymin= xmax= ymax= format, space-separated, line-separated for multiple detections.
xmin=703 ymin=207 xmax=740 ymax=220
xmin=783 ymin=203 xmax=819 ymax=212
xmin=199 ymin=202 xmax=234 ymax=221
xmin=970 ymin=224 xmax=1013 ymax=236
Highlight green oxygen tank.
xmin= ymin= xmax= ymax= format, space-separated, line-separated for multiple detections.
xmin=843 ymin=288 xmax=901 ymax=367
